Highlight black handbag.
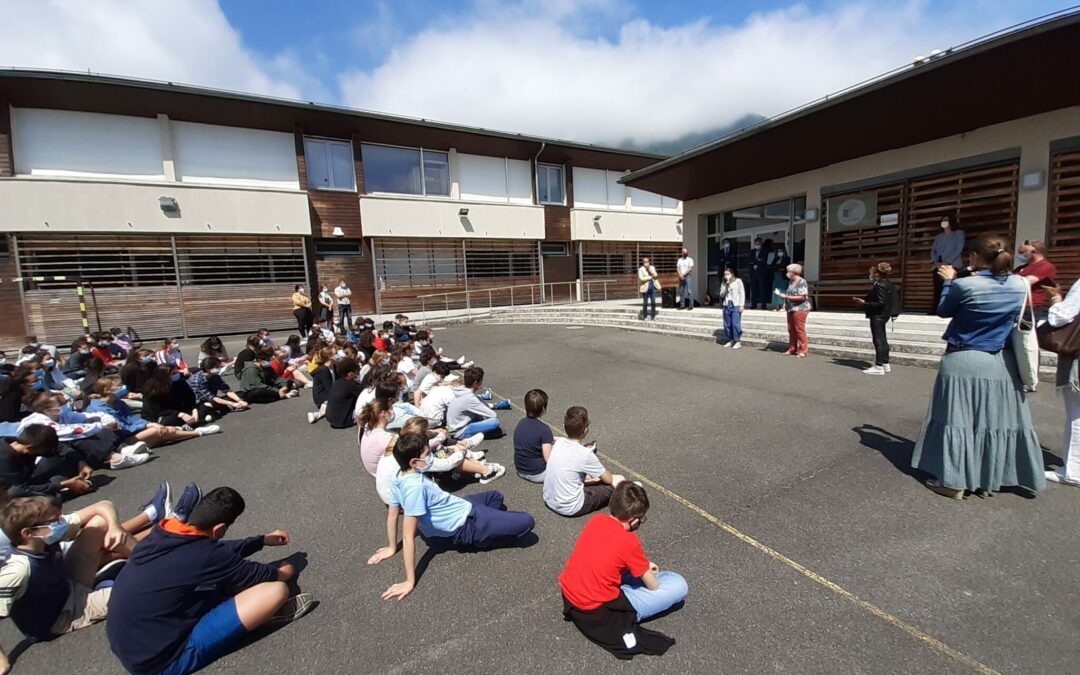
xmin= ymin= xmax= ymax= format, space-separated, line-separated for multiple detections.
xmin=1036 ymin=317 xmax=1080 ymax=358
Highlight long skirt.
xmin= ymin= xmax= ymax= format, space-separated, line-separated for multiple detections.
xmin=911 ymin=348 xmax=1045 ymax=492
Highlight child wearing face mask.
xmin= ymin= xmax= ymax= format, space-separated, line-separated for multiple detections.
xmin=366 ymin=433 xmax=534 ymax=599
xmin=20 ymin=392 xmax=151 ymax=471
xmin=88 ymin=376 xmax=218 ymax=447
xmin=154 ymin=338 xmax=190 ymax=377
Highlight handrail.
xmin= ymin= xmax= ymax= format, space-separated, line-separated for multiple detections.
xmin=413 ymin=278 xmax=638 ymax=321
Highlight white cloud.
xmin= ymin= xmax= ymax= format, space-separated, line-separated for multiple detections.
xmin=339 ymin=1 xmax=1022 ymax=145
xmin=0 ymin=0 xmax=303 ymax=100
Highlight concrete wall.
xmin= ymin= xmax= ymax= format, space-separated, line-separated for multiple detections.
xmin=570 ymin=207 xmax=682 ymax=242
xmin=0 ymin=178 xmax=311 ymax=234
xmin=359 ymin=195 xmax=546 ymax=239
xmin=682 ymin=107 xmax=1080 ymax=282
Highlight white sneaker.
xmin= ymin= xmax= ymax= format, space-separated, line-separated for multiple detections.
xmin=723 ymin=342 xmax=732 ymax=348
xmin=466 ymin=449 xmax=486 ymax=461
xmin=286 ymin=390 xmax=300 ymax=398
xmin=307 ymin=411 xmax=317 ymax=424
xmin=478 ymin=462 xmax=506 ymax=484
xmin=120 ymin=441 xmax=151 ymax=457
xmin=304 ymin=382 xmax=314 ymax=389
xmin=457 ymin=355 xmax=466 ymax=365
xmin=110 ymin=452 xmax=150 ymax=470
xmin=461 ymin=360 xmax=474 ymax=369
xmin=195 ymin=424 xmax=221 ymax=436
xmin=462 ymin=432 xmax=484 ymax=450
xmin=862 ymin=365 xmax=886 ymax=375
xmin=1045 ymin=469 xmax=1080 ymax=486
xmin=731 ymin=342 xmax=741 ymax=350
xmin=882 ymin=364 xmax=892 ymax=373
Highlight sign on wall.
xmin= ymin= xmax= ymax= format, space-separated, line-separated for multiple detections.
xmin=827 ymin=192 xmax=878 ymax=231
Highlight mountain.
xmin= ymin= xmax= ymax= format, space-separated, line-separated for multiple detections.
xmin=616 ymin=113 xmax=769 ymax=156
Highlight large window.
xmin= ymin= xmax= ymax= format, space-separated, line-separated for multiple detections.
xmin=305 ymin=137 xmax=356 ymax=191
xmin=362 ymin=144 xmax=449 ymax=196
xmin=537 ymin=163 xmax=565 ymax=205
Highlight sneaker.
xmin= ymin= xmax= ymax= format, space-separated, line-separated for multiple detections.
xmin=174 ymin=483 xmax=202 ymax=523
xmin=462 ymin=432 xmax=484 ymax=450
xmin=862 ymin=365 xmax=886 ymax=375
xmin=110 ymin=452 xmax=150 ymax=470
xmin=457 ymin=355 xmax=467 ymax=365
xmin=94 ymin=559 xmax=128 ymax=587
xmin=731 ymin=342 xmax=741 ymax=350
xmin=286 ymin=390 xmax=300 ymax=399
xmin=479 ymin=388 xmax=493 ymax=401
xmin=306 ymin=411 xmax=317 ymax=424
xmin=882 ymin=364 xmax=892 ymax=373
xmin=180 ymin=424 xmax=194 ymax=432
xmin=267 ymin=593 xmax=315 ymax=627
xmin=121 ymin=441 xmax=151 ymax=456
xmin=722 ymin=342 xmax=732 ymax=348
xmin=466 ymin=449 xmax=486 ymax=461
xmin=493 ymin=400 xmax=512 ymax=410
xmin=461 ymin=361 xmax=474 ymax=369
xmin=142 ymin=481 xmax=171 ymax=524
xmin=478 ymin=462 xmax=506 ymax=484
xmin=195 ymin=424 xmax=221 ymax=437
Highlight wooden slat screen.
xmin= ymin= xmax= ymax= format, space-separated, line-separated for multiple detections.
xmin=819 ymin=184 xmax=904 ymax=309
xmin=903 ymin=163 xmax=1018 ymax=310
xmin=582 ymin=241 xmax=681 ymax=299
xmin=1049 ymin=150 xmax=1080 ymax=289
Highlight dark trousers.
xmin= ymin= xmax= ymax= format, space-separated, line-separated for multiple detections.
xmin=240 ymin=388 xmax=280 ymax=404
xmin=293 ymin=308 xmax=313 ymax=337
xmin=338 ymin=304 xmax=353 ymax=332
xmin=869 ymin=316 xmax=890 ymax=365
xmin=931 ymin=271 xmax=944 ymax=313
xmin=750 ymin=270 xmax=771 ymax=308
xmin=571 ymin=484 xmax=615 ymax=517
xmin=68 ymin=428 xmax=121 ymax=466
xmin=640 ymin=287 xmax=656 ymax=319
xmin=449 ymin=491 xmax=535 ymax=548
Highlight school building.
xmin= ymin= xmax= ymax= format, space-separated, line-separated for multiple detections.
xmin=0 ymin=70 xmax=681 ymax=345
xmin=621 ymin=12 xmax=1080 ymax=310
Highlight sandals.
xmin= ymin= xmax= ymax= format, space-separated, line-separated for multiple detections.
xmin=924 ymin=478 xmax=964 ymax=500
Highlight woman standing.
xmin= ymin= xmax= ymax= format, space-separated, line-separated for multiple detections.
xmin=718 ymin=267 xmax=745 ymax=349
xmin=853 ymin=262 xmax=899 ymax=375
xmin=1045 ymin=279 xmax=1080 ymax=486
xmin=769 ymin=243 xmax=789 ymax=310
xmin=776 ymin=264 xmax=811 ymax=357
xmin=911 ymin=233 xmax=1044 ymax=499
xmin=637 ymin=256 xmax=660 ymax=321
xmin=291 ymin=284 xmax=313 ymax=337
xmin=317 ymin=284 xmax=335 ymax=328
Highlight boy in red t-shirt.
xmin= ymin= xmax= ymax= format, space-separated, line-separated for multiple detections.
xmin=559 ymin=482 xmax=687 ymax=657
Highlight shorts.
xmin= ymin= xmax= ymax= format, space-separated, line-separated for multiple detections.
xmin=158 ymin=598 xmax=248 ymax=675
xmin=52 ymin=581 xmax=111 ymax=634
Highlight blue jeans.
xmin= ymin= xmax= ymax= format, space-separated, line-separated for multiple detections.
xmin=640 ymin=286 xmax=656 ymax=318
xmin=621 ymin=571 xmax=688 ymax=623
xmin=158 ymin=598 xmax=248 ymax=675
xmin=723 ymin=304 xmax=743 ymax=343
xmin=457 ymin=416 xmax=501 ymax=439
xmin=679 ymin=276 xmax=694 ymax=308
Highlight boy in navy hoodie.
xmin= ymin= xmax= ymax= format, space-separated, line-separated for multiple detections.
xmin=106 ymin=487 xmax=313 ymax=675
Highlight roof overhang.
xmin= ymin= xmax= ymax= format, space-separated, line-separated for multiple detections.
xmin=621 ymin=11 xmax=1080 ymax=201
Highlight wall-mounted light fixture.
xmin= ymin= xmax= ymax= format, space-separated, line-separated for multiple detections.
xmin=459 ymin=207 xmax=470 ymax=216
xmin=804 ymin=208 xmax=819 ymax=222
xmin=593 ymin=214 xmax=602 ymax=222
xmin=1021 ymin=170 xmax=1045 ymax=191
xmin=676 ymin=217 xmax=683 ymax=224
xmin=159 ymin=197 xmax=180 ymax=213
xmin=331 ymin=227 xmax=345 ymax=237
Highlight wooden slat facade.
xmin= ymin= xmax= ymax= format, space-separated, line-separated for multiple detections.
xmin=314 ymin=239 xmax=377 ymax=316
xmin=14 ymin=234 xmax=305 ymax=343
xmin=581 ymin=241 xmax=681 ymax=300
xmin=820 ymin=162 xmax=1018 ymax=310
xmin=1049 ymin=149 xmax=1080 ymax=289
xmin=0 ymin=237 xmax=27 ymax=351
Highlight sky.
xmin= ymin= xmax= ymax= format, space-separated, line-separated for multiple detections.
xmin=0 ymin=1 xmax=1072 ymax=146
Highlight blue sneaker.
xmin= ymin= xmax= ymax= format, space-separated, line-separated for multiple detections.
xmin=142 ymin=481 xmax=171 ymax=524
xmin=174 ymin=483 xmax=203 ymax=523
xmin=479 ymin=388 xmax=493 ymax=401
xmin=493 ymin=400 xmax=512 ymax=410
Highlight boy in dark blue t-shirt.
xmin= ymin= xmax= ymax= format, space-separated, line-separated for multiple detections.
xmin=513 ymin=389 xmax=555 ymax=483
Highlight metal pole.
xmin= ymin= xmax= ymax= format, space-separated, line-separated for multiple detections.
xmin=12 ymin=235 xmax=31 ymax=338
xmin=370 ymin=239 xmax=383 ymax=317
xmin=76 ymin=282 xmax=90 ymax=336
xmin=537 ymin=240 xmax=545 ymax=303
xmin=511 ymin=286 xmax=514 ymax=307
xmin=445 ymin=295 xmax=449 ymax=321
xmin=461 ymin=240 xmax=470 ymax=313
xmin=488 ymin=289 xmax=492 ymax=309
xmin=169 ymin=236 xmax=189 ymax=338
xmin=86 ymin=281 xmax=103 ymax=333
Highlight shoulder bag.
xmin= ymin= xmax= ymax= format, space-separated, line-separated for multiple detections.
xmin=1037 ymin=309 xmax=1080 ymax=358
xmin=1010 ymin=283 xmax=1039 ymax=387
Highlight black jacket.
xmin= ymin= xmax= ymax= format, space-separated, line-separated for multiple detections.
xmin=562 ymin=592 xmax=675 ymax=660
xmin=326 ymin=378 xmax=364 ymax=429
xmin=311 ymin=365 xmax=336 ymax=408
xmin=864 ymin=280 xmax=900 ymax=319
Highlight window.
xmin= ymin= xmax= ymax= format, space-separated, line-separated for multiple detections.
xmin=541 ymin=242 xmax=570 ymax=256
xmin=304 ymin=138 xmax=356 ymax=191
xmin=314 ymin=239 xmax=364 ymax=257
xmin=537 ymin=163 xmax=565 ymax=205
xmin=362 ymin=144 xmax=449 ymax=197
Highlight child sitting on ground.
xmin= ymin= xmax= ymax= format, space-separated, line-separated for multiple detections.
xmin=514 ymin=389 xmax=555 ymax=483
xmin=106 ymin=487 xmax=313 ymax=675
xmin=237 ymin=349 xmax=299 ymax=404
xmin=560 ymin=482 xmax=687 ymax=659
xmin=326 ymin=358 xmax=364 ymax=429
xmin=366 ymin=433 xmax=534 ymax=599
xmin=446 ymin=367 xmax=511 ymax=441
xmin=88 ymin=377 xmax=220 ymax=448
xmin=20 ymin=392 xmax=151 ymax=471
xmin=187 ymin=358 xmax=249 ymax=417
xmin=399 ymin=416 xmax=503 ymax=485
xmin=0 ymin=424 xmax=91 ymax=498
xmin=543 ymin=406 xmax=625 ymax=517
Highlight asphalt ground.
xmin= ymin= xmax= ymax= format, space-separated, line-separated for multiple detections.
xmin=4 ymin=324 xmax=1077 ymax=674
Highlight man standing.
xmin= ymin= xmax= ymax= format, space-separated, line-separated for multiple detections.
xmin=335 ymin=279 xmax=353 ymax=333
xmin=929 ymin=214 xmax=965 ymax=312
xmin=676 ymin=248 xmax=695 ymax=310
xmin=749 ymin=237 xmax=770 ymax=309
xmin=1015 ymin=240 xmax=1057 ymax=321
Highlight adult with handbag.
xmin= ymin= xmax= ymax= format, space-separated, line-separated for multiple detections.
xmin=637 ymin=256 xmax=660 ymax=321
xmin=1043 ymin=279 xmax=1080 ymax=486
xmin=852 ymin=262 xmax=899 ymax=375
xmin=911 ymin=233 xmax=1044 ymax=500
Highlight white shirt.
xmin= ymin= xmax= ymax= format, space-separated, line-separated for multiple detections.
xmin=418 ymin=385 xmax=455 ymax=426
xmin=543 ymin=437 xmax=607 ymax=516
xmin=677 ymin=256 xmax=694 ymax=277
xmin=720 ymin=278 xmax=745 ymax=307
xmin=335 ymin=285 xmax=351 ymax=305
xmin=1049 ymin=278 xmax=1080 ymax=328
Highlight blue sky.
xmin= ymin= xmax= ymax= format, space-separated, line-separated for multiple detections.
xmin=1 ymin=1 xmax=1072 ymax=144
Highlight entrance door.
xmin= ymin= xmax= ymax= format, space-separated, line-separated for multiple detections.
xmin=708 ymin=226 xmax=788 ymax=302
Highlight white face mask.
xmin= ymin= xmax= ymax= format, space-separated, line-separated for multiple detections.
xmin=869 ymin=275 xmax=876 ymax=282
xmin=724 ymin=274 xmax=733 ymax=281
xmin=940 ymin=220 xmax=950 ymax=230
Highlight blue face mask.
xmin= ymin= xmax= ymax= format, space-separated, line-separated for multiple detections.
xmin=32 ymin=371 xmax=45 ymax=391
xmin=37 ymin=519 xmax=69 ymax=545
xmin=170 ymin=373 xmax=182 ymax=382
xmin=416 ymin=453 xmax=435 ymax=473
xmin=114 ymin=385 xmax=129 ymax=398
xmin=142 ymin=356 xmax=155 ymax=365
xmin=333 ymin=352 xmax=345 ymax=361
xmin=210 ymin=368 xmax=222 ymax=375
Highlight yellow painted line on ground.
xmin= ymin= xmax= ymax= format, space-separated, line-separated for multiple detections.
xmin=496 ymin=394 xmax=1000 ymax=675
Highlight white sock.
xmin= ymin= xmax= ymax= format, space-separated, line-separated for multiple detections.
xmin=143 ymin=505 xmax=157 ymax=521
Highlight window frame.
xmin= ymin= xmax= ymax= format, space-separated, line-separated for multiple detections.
xmin=304 ymin=136 xmax=357 ymax=192
xmin=536 ymin=162 xmax=566 ymax=206
xmin=540 ymin=242 xmax=570 ymax=256
xmin=361 ymin=142 xmax=451 ymax=198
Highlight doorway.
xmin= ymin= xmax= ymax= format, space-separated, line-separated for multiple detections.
xmin=706 ymin=196 xmax=804 ymax=303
